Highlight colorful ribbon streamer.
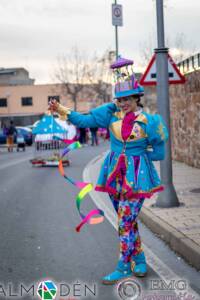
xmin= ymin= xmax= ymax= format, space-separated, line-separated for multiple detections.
xmin=53 ymin=135 xmax=76 ymax=145
xmin=58 ymin=139 xmax=104 ymax=232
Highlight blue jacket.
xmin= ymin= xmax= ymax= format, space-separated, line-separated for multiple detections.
xmin=68 ymin=102 xmax=168 ymax=199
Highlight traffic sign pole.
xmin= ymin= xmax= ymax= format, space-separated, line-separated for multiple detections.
xmin=114 ymin=0 xmax=119 ymax=59
xmin=115 ymin=21 xmax=119 ymax=59
xmin=112 ymin=1 xmax=123 ymax=59
xmin=155 ymin=0 xmax=180 ymax=207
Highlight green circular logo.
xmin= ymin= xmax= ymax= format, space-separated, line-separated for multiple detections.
xmin=37 ymin=280 xmax=57 ymax=300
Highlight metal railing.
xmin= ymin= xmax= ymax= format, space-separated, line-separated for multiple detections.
xmin=177 ymin=53 xmax=200 ymax=74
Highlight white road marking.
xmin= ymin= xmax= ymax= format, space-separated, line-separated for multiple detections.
xmin=0 ymin=155 xmax=32 ymax=170
xmin=83 ymin=156 xmax=200 ymax=299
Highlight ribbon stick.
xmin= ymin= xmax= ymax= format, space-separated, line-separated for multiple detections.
xmin=58 ymin=141 xmax=105 ymax=232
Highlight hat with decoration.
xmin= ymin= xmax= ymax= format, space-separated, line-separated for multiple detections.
xmin=110 ymin=56 xmax=144 ymax=99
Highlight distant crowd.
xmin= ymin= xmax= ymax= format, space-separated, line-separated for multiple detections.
xmin=1 ymin=120 xmax=110 ymax=153
xmin=76 ymin=126 xmax=110 ymax=146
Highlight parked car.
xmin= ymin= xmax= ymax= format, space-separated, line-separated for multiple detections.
xmin=0 ymin=127 xmax=33 ymax=146
xmin=0 ymin=128 xmax=7 ymax=144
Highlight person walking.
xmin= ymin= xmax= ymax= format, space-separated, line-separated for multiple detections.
xmin=78 ymin=127 xmax=87 ymax=145
xmin=49 ymin=57 xmax=168 ymax=284
xmin=90 ymin=127 xmax=99 ymax=146
xmin=6 ymin=120 xmax=17 ymax=152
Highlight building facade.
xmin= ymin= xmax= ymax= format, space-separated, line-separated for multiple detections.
xmin=0 ymin=68 xmax=35 ymax=86
xmin=0 ymin=82 xmax=111 ymax=126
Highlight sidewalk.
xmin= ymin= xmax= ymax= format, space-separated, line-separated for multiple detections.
xmin=140 ymin=160 xmax=200 ymax=271
xmin=89 ymin=153 xmax=200 ymax=271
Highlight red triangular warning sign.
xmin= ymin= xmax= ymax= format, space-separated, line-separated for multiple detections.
xmin=140 ymin=54 xmax=186 ymax=86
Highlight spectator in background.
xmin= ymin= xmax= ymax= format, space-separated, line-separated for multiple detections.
xmin=90 ymin=127 xmax=99 ymax=146
xmin=6 ymin=120 xmax=17 ymax=152
xmin=105 ymin=128 xmax=110 ymax=140
xmin=2 ymin=123 xmax=8 ymax=136
xmin=78 ymin=127 xmax=87 ymax=145
xmin=98 ymin=128 xmax=106 ymax=141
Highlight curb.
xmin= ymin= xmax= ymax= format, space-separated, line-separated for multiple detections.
xmin=139 ymin=207 xmax=200 ymax=271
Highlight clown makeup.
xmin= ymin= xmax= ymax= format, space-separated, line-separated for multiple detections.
xmin=117 ymin=96 xmax=138 ymax=113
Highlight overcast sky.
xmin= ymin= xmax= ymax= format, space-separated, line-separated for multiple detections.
xmin=0 ymin=0 xmax=199 ymax=84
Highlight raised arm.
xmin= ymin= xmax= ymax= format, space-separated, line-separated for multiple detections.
xmin=49 ymin=100 xmax=117 ymax=129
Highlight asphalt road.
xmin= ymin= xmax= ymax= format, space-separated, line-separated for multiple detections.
xmin=0 ymin=143 xmax=200 ymax=300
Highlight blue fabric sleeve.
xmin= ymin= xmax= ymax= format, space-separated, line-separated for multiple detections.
xmin=147 ymin=141 xmax=166 ymax=161
xmin=68 ymin=111 xmax=98 ymax=128
xmin=146 ymin=114 xmax=169 ymax=161
xmin=68 ymin=102 xmax=117 ymax=128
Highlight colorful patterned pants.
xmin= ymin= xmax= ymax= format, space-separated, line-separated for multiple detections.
xmin=110 ymin=195 xmax=145 ymax=263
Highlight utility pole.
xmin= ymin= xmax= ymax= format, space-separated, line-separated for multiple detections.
xmin=155 ymin=0 xmax=180 ymax=207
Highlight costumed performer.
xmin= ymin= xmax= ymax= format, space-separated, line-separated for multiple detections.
xmin=49 ymin=56 xmax=168 ymax=285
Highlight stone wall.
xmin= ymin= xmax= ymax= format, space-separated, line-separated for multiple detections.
xmin=170 ymin=71 xmax=200 ymax=168
xmin=142 ymin=70 xmax=200 ymax=168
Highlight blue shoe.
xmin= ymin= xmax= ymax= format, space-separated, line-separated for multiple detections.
xmin=102 ymin=261 xmax=132 ymax=285
xmin=132 ymin=252 xmax=147 ymax=277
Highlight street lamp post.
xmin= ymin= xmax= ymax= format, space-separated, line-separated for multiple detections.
xmin=155 ymin=0 xmax=180 ymax=207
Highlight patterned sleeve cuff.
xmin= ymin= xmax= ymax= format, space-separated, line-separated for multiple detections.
xmin=57 ymin=103 xmax=71 ymax=120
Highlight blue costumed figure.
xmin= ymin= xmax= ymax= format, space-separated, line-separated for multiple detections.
xmin=49 ymin=56 xmax=168 ymax=285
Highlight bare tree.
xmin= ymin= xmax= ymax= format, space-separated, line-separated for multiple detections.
xmin=54 ymin=47 xmax=115 ymax=110
xmin=169 ymin=33 xmax=196 ymax=63
xmin=139 ymin=34 xmax=155 ymax=67
xmin=87 ymin=49 xmax=115 ymax=105
xmin=140 ymin=32 xmax=196 ymax=66
xmin=55 ymin=46 xmax=90 ymax=111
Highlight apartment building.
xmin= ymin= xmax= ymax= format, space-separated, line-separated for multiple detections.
xmin=0 ymin=68 xmax=35 ymax=86
xmin=0 ymin=67 xmax=112 ymax=126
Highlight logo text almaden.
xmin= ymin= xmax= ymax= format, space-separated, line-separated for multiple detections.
xmin=0 ymin=282 xmax=97 ymax=299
